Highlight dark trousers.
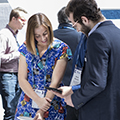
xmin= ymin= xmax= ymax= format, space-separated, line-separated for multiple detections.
xmin=65 ymin=105 xmax=79 ymax=120
xmin=0 ymin=72 xmax=21 ymax=120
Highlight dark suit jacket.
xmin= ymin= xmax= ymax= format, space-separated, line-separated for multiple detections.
xmin=54 ymin=23 xmax=81 ymax=85
xmin=71 ymin=21 xmax=120 ymax=120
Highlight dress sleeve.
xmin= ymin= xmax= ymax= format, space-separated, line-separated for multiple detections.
xmin=18 ymin=42 xmax=27 ymax=56
xmin=58 ymin=41 xmax=72 ymax=61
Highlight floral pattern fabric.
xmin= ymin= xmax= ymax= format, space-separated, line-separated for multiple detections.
xmin=15 ymin=39 xmax=72 ymax=120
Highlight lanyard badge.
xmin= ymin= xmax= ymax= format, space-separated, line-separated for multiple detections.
xmin=32 ymin=89 xmax=45 ymax=109
xmin=31 ymin=48 xmax=50 ymax=109
xmin=70 ymin=66 xmax=82 ymax=86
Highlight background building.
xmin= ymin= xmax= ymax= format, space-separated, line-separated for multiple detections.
xmin=0 ymin=0 xmax=11 ymax=30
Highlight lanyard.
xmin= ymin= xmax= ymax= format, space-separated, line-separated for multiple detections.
xmin=31 ymin=57 xmax=35 ymax=88
xmin=58 ymin=26 xmax=75 ymax=30
xmin=14 ymin=35 xmax=20 ymax=47
xmin=43 ymin=51 xmax=49 ymax=87
xmin=75 ymin=34 xmax=87 ymax=69
xmin=31 ymin=45 xmax=50 ymax=89
xmin=75 ymin=35 xmax=85 ymax=66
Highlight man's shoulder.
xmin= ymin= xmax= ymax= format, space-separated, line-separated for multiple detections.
xmin=54 ymin=28 xmax=81 ymax=37
xmin=0 ymin=27 xmax=9 ymax=32
xmin=0 ymin=28 xmax=14 ymax=42
xmin=0 ymin=28 xmax=11 ymax=36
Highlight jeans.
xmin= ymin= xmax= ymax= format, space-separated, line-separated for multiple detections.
xmin=0 ymin=72 xmax=22 ymax=120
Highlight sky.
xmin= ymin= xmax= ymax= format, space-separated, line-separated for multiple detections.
xmin=6 ymin=0 xmax=120 ymax=44
xmin=8 ymin=0 xmax=120 ymax=30
xmin=7 ymin=0 xmax=70 ymax=30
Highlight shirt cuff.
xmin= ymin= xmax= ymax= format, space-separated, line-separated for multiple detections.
xmin=72 ymin=85 xmax=81 ymax=92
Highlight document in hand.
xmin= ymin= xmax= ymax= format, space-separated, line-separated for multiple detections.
xmin=17 ymin=116 xmax=33 ymax=120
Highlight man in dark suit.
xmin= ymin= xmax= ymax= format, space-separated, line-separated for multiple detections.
xmin=52 ymin=0 xmax=120 ymax=120
xmin=53 ymin=7 xmax=82 ymax=120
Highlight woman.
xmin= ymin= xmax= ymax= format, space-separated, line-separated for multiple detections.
xmin=15 ymin=13 xmax=72 ymax=120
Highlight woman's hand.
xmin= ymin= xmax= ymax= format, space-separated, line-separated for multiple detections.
xmin=33 ymin=109 xmax=44 ymax=120
xmin=35 ymin=97 xmax=52 ymax=112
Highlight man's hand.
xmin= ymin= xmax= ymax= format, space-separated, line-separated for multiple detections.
xmin=64 ymin=94 xmax=74 ymax=107
xmin=51 ymin=86 xmax=74 ymax=107
xmin=51 ymin=86 xmax=73 ymax=97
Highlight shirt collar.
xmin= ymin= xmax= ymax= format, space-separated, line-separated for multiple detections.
xmin=88 ymin=22 xmax=102 ymax=36
xmin=58 ymin=23 xmax=72 ymax=28
xmin=6 ymin=24 xmax=18 ymax=36
xmin=58 ymin=23 xmax=75 ymax=30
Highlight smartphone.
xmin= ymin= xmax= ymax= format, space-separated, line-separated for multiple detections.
xmin=45 ymin=86 xmax=62 ymax=94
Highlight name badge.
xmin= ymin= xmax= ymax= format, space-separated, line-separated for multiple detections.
xmin=32 ymin=89 xmax=45 ymax=109
xmin=70 ymin=68 xmax=82 ymax=86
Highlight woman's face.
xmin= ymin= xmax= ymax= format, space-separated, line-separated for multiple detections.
xmin=34 ymin=25 xmax=50 ymax=48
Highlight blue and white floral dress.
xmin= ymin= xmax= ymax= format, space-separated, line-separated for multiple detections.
xmin=15 ymin=39 xmax=72 ymax=120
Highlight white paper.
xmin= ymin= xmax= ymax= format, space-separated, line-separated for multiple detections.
xmin=32 ymin=89 xmax=45 ymax=109
xmin=70 ymin=68 xmax=82 ymax=86
xmin=17 ymin=116 xmax=33 ymax=120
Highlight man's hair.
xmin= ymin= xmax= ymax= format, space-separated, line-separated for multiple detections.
xmin=57 ymin=7 xmax=70 ymax=24
xmin=65 ymin=0 xmax=103 ymax=24
xmin=9 ymin=7 xmax=27 ymax=22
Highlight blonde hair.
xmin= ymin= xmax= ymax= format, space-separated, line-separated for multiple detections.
xmin=26 ymin=13 xmax=54 ymax=55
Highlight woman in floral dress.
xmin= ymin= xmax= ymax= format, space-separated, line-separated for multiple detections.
xmin=15 ymin=13 xmax=72 ymax=120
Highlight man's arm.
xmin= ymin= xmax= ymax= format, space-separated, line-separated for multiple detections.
xmin=0 ymin=34 xmax=20 ymax=64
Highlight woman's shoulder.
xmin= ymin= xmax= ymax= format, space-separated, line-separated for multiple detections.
xmin=52 ymin=38 xmax=72 ymax=60
xmin=52 ymin=37 xmax=68 ymax=48
xmin=18 ymin=41 xmax=28 ymax=56
xmin=53 ymin=37 xmax=65 ymax=43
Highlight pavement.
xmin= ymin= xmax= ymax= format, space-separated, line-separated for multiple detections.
xmin=0 ymin=95 xmax=4 ymax=120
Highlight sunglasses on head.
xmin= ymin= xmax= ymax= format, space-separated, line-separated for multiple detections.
xmin=18 ymin=17 xmax=26 ymax=22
